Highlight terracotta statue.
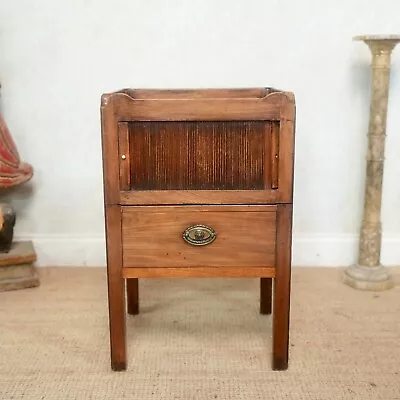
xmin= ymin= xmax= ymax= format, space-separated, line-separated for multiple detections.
xmin=0 ymin=109 xmax=33 ymax=252
xmin=0 ymin=83 xmax=37 ymax=292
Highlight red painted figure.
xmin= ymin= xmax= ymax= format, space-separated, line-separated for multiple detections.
xmin=0 ymin=112 xmax=33 ymax=188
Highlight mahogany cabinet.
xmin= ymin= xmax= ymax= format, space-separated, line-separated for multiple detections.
xmin=101 ymin=87 xmax=295 ymax=371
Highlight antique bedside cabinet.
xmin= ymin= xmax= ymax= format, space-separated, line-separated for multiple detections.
xmin=101 ymin=87 xmax=295 ymax=371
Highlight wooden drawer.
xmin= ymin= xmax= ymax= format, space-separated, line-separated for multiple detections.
xmin=121 ymin=205 xmax=277 ymax=268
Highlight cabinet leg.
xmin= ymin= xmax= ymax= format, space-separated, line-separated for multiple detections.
xmin=126 ymin=278 xmax=139 ymax=315
xmin=108 ymin=271 xmax=126 ymax=371
xmin=105 ymin=206 xmax=127 ymax=371
xmin=272 ymin=204 xmax=292 ymax=371
xmin=260 ymin=278 xmax=272 ymax=314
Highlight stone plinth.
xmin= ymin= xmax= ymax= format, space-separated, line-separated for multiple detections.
xmin=0 ymin=241 xmax=39 ymax=291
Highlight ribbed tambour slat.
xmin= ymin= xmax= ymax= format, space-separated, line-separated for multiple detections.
xmin=128 ymin=121 xmax=272 ymax=190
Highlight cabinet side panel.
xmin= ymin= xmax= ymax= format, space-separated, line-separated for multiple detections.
xmin=101 ymin=97 xmax=120 ymax=205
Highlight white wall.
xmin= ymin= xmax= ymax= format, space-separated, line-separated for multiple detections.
xmin=0 ymin=0 xmax=399 ymax=266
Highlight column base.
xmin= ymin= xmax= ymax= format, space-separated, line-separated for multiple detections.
xmin=343 ymin=264 xmax=394 ymax=291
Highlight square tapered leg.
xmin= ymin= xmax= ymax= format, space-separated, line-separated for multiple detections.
xmin=260 ymin=278 xmax=272 ymax=314
xmin=272 ymin=204 xmax=292 ymax=370
xmin=126 ymin=278 xmax=139 ymax=315
xmin=106 ymin=206 xmax=127 ymax=371
xmin=107 ymin=270 xmax=126 ymax=371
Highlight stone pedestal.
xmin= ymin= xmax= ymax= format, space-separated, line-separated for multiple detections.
xmin=0 ymin=241 xmax=39 ymax=291
xmin=344 ymin=35 xmax=400 ymax=291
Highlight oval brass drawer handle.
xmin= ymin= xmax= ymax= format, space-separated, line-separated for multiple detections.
xmin=182 ymin=224 xmax=217 ymax=246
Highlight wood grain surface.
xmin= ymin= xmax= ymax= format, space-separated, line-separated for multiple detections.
xmin=122 ymin=206 xmax=277 ymax=268
xmin=128 ymin=120 xmax=270 ymax=191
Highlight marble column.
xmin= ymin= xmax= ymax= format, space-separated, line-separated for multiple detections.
xmin=344 ymin=35 xmax=400 ymax=291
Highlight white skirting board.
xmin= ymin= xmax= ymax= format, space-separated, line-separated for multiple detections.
xmin=14 ymin=234 xmax=400 ymax=267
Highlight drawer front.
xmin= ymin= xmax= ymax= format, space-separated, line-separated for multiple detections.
xmin=122 ymin=205 xmax=276 ymax=268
